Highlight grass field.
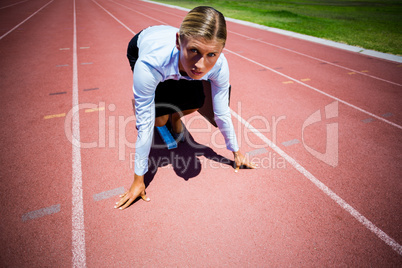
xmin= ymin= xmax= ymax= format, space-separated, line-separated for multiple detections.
xmin=152 ymin=0 xmax=402 ymax=55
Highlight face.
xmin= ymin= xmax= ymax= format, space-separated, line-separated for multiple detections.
xmin=176 ymin=33 xmax=224 ymax=79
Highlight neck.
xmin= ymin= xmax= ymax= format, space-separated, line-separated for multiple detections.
xmin=178 ymin=57 xmax=188 ymax=76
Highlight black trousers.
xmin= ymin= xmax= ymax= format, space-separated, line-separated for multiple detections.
xmin=127 ymin=31 xmax=205 ymax=118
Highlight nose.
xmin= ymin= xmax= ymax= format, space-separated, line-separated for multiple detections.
xmin=194 ymin=55 xmax=205 ymax=70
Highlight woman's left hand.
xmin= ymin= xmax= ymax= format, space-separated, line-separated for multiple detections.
xmin=233 ymin=151 xmax=257 ymax=172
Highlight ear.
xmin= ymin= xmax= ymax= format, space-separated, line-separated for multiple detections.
xmin=176 ymin=32 xmax=181 ymax=51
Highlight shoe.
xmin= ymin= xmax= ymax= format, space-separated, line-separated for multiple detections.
xmin=167 ymin=117 xmax=186 ymax=143
xmin=167 ymin=120 xmax=185 ymax=143
xmin=171 ymin=130 xmax=185 ymax=143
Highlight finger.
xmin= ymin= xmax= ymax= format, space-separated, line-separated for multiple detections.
xmin=244 ymin=162 xmax=257 ymax=169
xmin=141 ymin=195 xmax=151 ymax=202
xmin=119 ymin=192 xmax=127 ymax=198
xmin=246 ymin=161 xmax=258 ymax=169
xmin=235 ymin=159 xmax=257 ymax=171
xmin=119 ymin=197 xmax=135 ymax=210
xmin=140 ymin=191 xmax=151 ymax=202
xmin=114 ymin=195 xmax=129 ymax=209
xmin=238 ymin=156 xmax=256 ymax=168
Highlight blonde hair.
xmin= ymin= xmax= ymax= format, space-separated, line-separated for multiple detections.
xmin=179 ymin=6 xmax=227 ymax=46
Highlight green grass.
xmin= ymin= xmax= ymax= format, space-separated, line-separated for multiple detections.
xmin=152 ymin=0 xmax=402 ymax=55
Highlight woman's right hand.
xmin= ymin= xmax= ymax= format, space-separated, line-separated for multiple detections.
xmin=114 ymin=174 xmax=150 ymax=210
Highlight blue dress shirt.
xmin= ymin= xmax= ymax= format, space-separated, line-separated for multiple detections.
xmin=133 ymin=25 xmax=239 ymax=175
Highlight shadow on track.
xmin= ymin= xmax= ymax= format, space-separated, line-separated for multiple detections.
xmin=144 ymin=128 xmax=234 ymax=187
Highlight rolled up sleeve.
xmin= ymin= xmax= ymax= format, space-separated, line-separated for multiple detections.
xmin=210 ymin=57 xmax=239 ymax=152
xmin=132 ymin=60 xmax=162 ymax=175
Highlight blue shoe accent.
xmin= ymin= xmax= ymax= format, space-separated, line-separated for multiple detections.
xmin=156 ymin=125 xmax=177 ymax=149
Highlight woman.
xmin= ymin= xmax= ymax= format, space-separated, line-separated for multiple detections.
xmin=115 ymin=6 xmax=256 ymax=210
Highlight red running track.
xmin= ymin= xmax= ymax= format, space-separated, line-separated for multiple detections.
xmin=0 ymin=0 xmax=401 ymax=266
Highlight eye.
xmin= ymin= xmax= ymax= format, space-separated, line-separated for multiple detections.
xmin=190 ymin=49 xmax=198 ymax=53
xmin=207 ymin=53 xmax=216 ymax=57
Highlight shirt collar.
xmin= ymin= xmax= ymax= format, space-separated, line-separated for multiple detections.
xmin=165 ymin=47 xmax=193 ymax=80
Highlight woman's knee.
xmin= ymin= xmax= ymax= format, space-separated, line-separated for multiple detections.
xmin=155 ymin=115 xmax=169 ymax=127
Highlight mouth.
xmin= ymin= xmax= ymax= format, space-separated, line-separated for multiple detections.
xmin=191 ymin=69 xmax=203 ymax=76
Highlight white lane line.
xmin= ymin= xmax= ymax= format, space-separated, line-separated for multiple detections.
xmin=228 ymin=31 xmax=402 ymax=87
xmin=231 ymin=109 xmax=402 ymax=256
xmin=0 ymin=0 xmax=29 ymax=10
xmin=225 ymin=48 xmax=402 ymax=130
xmin=138 ymin=0 xmax=401 ymax=86
xmin=141 ymin=0 xmax=402 ymax=64
xmin=96 ymin=1 xmax=402 ymax=256
xmin=72 ymin=0 xmax=86 ymax=267
xmin=112 ymin=0 xmax=402 ymax=130
xmin=0 ymin=0 xmax=54 ymax=40
xmin=109 ymin=0 xmax=167 ymax=25
xmin=92 ymin=0 xmax=135 ymax=35
xmin=123 ymin=0 xmax=185 ymax=17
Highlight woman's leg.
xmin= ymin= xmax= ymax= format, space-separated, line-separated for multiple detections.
xmin=155 ymin=108 xmax=198 ymax=132
xmin=170 ymin=108 xmax=198 ymax=133
xmin=154 ymin=79 xmax=205 ymax=133
xmin=155 ymin=114 xmax=169 ymax=127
